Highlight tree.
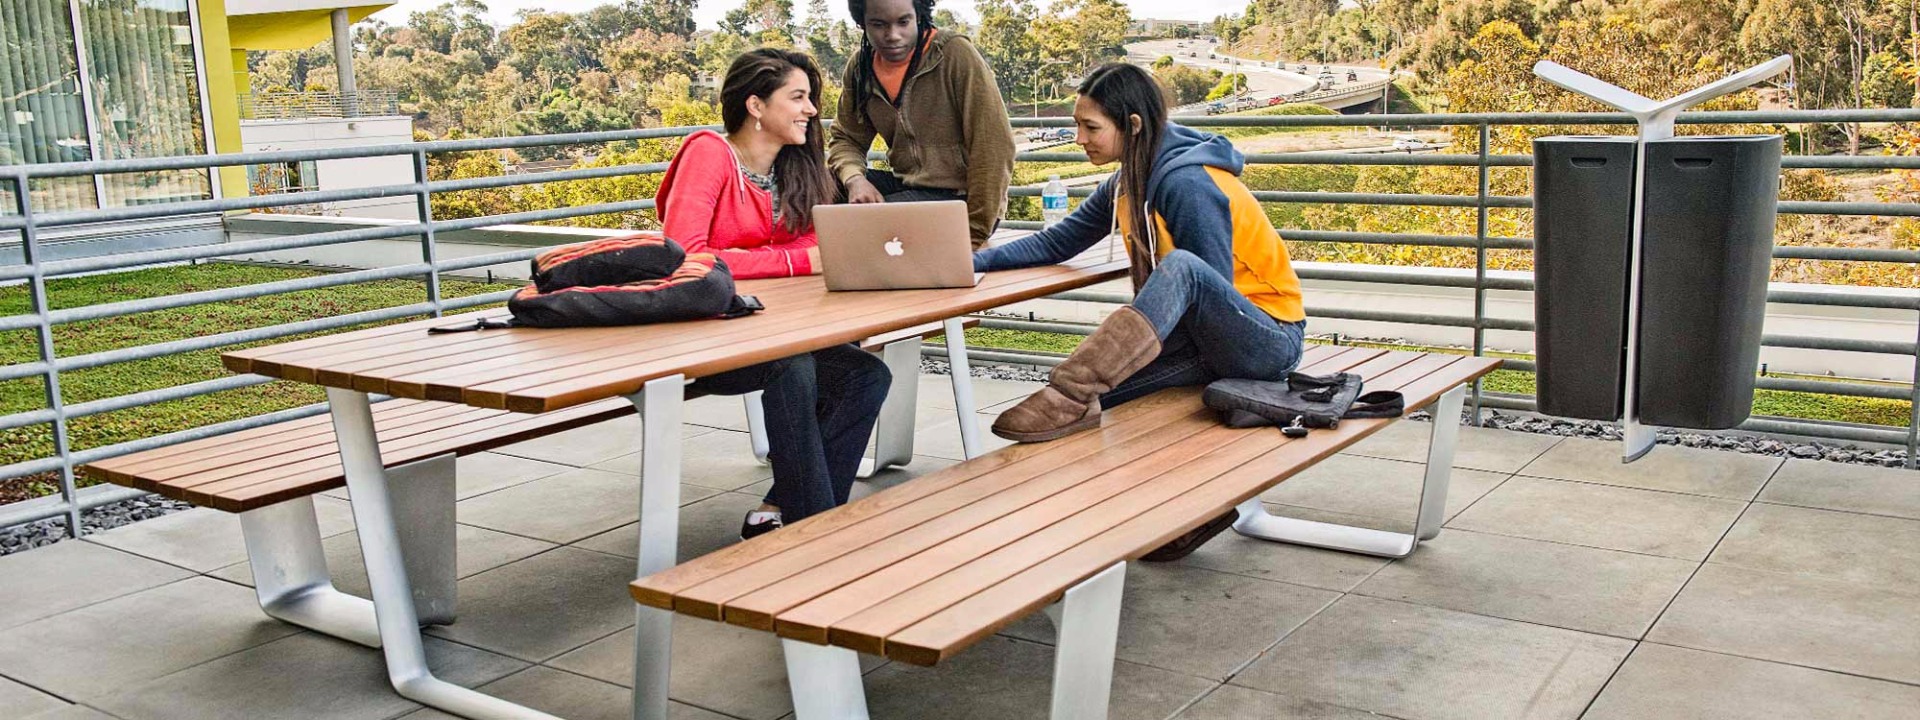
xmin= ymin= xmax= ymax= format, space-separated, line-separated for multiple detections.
xmin=639 ymin=0 xmax=698 ymax=37
xmin=975 ymin=0 xmax=1042 ymax=102
xmin=1155 ymin=64 xmax=1217 ymax=105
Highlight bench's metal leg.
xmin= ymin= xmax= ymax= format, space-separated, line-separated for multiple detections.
xmin=628 ymin=374 xmax=685 ymax=720
xmin=1231 ymin=384 xmax=1467 ymax=559
xmin=781 ymin=639 xmax=870 ymax=720
xmin=943 ymin=318 xmax=984 ymax=459
xmin=744 ymin=391 xmax=771 ymax=464
xmin=859 ymin=337 xmax=922 ymax=478
xmin=387 ymin=453 xmax=458 ymax=625
xmin=1042 ymin=561 xmax=1126 ymax=720
xmin=240 ymin=495 xmax=382 ymax=647
xmin=328 ymin=388 xmax=562 ymax=720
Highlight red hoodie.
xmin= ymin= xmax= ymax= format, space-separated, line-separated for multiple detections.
xmin=655 ymin=130 xmax=816 ymax=279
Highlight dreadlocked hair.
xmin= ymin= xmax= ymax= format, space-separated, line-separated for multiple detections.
xmin=1077 ymin=63 xmax=1170 ymax=291
xmin=846 ymin=0 xmax=937 ymax=124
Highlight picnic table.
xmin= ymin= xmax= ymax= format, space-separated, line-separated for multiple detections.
xmin=217 ymin=238 xmax=1126 ymax=720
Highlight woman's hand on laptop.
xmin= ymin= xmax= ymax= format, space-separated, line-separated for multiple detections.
xmin=845 ymin=176 xmax=885 ymax=204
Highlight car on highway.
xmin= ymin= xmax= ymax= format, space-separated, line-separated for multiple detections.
xmin=1298 ymin=64 xmax=1308 ymax=73
xmin=1024 ymin=127 xmax=1074 ymax=143
xmin=1318 ymin=71 xmax=1337 ymax=86
xmin=1347 ymin=70 xmax=1359 ymax=82
xmin=1268 ymin=96 xmax=1286 ymax=106
xmin=1391 ymin=135 xmax=1434 ymax=153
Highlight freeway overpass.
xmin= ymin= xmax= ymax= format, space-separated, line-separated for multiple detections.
xmin=1127 ymin=39 xmax=1396 ymax=115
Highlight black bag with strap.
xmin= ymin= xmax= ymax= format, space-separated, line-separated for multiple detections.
xmin=431 ymin=234 xmax=762 ymax=333
xmin=1202 ymin=371 xmax=1406 ymax=430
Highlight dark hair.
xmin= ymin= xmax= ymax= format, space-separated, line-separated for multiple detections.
xmin=846 ymin=0 xmax=937 ymax=120
xmin=720 ymin=48 xmax=836 ymax=233
xmin=1077 ymin=63 xmax=1169 ymax=290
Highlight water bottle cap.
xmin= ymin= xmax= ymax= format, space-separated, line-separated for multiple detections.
xmin=1047 ymin=175 xmax=1060 ymax=181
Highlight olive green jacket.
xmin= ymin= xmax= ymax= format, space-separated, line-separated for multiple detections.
xmin=828 ymin=32 xmax=1015 ymax=246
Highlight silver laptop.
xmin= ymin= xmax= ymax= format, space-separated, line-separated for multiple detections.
xmin=813 ymin=200 xmax=983 ymax=291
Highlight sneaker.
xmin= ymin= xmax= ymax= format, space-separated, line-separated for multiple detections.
xmin=1140 ymin=510 xmax=1238 ymax=562
xmin=740 ymin=510 xmax=783 ymax=541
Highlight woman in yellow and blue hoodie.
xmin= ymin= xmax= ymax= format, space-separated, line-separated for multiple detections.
xmin=977 ymin=62 xmax=1306 ymax=447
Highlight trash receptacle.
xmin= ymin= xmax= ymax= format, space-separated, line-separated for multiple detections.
xmin=1532 ymin=136 xmax=1637 ymax=421
xmin=1635 ymin=135 xmax=1781 ymax=429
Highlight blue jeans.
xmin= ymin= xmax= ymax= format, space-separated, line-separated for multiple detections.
xmin=1103 ymin=250 xmax=1306 ymax=408
xmin=691 ymin=344 xmax=891 ymax=522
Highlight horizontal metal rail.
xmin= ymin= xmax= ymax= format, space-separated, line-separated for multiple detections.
xmin=6 ymin=107 xmax=1920 ymax=538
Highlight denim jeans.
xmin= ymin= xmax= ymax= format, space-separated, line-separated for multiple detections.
xmin=1102 ymin=249 xmax=1306 ymax=408
xmin=862 ymin=169 xmax=963 ymax=203
xmin=690 ymin=343 xmax=891 ymax=522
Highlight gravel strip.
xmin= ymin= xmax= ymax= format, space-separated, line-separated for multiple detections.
xmin=1 ymin=495 xmax=194 ymax=556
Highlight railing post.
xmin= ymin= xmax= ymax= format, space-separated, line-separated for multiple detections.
xmin=11 ymin=172 xmax=83 ymax=537
xmin=1471 ymin=122 xmax=1490 ymax=427
xmin=412 ymin=151 xmax=444 ymax=316
xmin=1908 ymin=310 xmax=1919 ymax=469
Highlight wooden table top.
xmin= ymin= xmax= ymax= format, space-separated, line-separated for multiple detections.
xmin=223 ymin=254 xmax=1126 ymax=414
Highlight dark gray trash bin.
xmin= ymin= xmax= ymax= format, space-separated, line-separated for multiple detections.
xmin=1635 ymin=135 xmax=1781 ymax=429
xmin=1532 ymin=136 xmax=1637 ymax=421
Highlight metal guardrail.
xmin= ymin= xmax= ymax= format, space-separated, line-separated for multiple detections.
xmin=3 ymin=108 xmax=1919 ymax=535
xmin=238 ymin=90 xmax=404 ymax=120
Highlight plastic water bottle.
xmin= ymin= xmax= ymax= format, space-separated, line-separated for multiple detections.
xmin=1042 ymin=175 xmax=1069 ymax=227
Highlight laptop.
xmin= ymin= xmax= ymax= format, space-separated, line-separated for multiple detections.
xmin=813 ymin=200 xmax=983 ymax=291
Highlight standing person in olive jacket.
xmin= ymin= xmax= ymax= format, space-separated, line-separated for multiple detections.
xmin=829 ymin=0 xmax=1016 ymax=248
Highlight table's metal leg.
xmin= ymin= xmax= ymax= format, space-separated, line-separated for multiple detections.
xmin=1041 ymin=562 xmax=1126 ymax=720
xmin=781 ymin=639 xmax=870 ymax=720
xmin=943 ymin=318 xmax=984 ymax=459
xmin=744 ymin=391 xmax=771 ymax=465
xmin=627 ymin=374 xmax=685 ymax=720
xmin=1231 ymin=384 xmax=1467 ymax=558
xmin=859 ymin=337 xmax=922 ymax=478
xmin=328 ymin=388 xmax=561 ymax=720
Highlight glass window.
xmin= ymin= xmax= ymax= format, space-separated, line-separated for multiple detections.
xmin=1 ymin=0 xmax=99 ymax=211
xmin=78 ymin=0 xmax=212 ymax=207
xmin=247 ymin=160 xmax=318 ymax=195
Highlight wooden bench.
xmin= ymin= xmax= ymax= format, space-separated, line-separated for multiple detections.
xmin=743 ymin=318 xmax=986 ymax=475
xmin=80 ymin=395 xmax=637 ymax=646
xmin=631 ymin=346 xmax=1499 ymax=719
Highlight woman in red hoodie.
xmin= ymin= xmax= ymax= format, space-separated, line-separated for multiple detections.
xmin=655 ymin=49 xmax=889 ymax=539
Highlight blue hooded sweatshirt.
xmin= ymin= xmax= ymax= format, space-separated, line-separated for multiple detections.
xmin=974 ymin=123 xmax=1303 ymax=322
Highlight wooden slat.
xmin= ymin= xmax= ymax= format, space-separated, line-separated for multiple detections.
xmin=767 ymin=350 xmax=1433 ymax=641
xmin=393 ymin=279 xmax=870 ymax=403
xmin=670 ymin=395 xmax=1215 ymax=620
xmin=84 ymin=399 xmax=451 ymax=479
xmin=645 ymin=346 xmax=1364 ymax=622
xmin=625 ymin=342 xmax=1342 ymax=611
xmin=302 ymin=276 xmax=835 ymax=395
xmin=102 ymin=402 xmax=486 ymax=485
xmin=769 ymin=350 xmax=1408 ymax=650
xmin=491 ymin=261 xmax=1130 ymax=412
xmin=742 ymin=349 xmax=1399 ymax=637
xmin=875 ymin=355 xmax=1499 ymax=665
xmin=199 ymin=400 xmax=635 ymax=512
xmin=130 ymin=405 xmax=511 ymax=490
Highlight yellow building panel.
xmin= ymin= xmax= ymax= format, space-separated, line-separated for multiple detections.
xmin=228 ymin=5 xmax=387 ymax=52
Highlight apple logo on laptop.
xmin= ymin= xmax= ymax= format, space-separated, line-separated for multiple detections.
xmin=884 ymin=237 xmax=904 ymax=257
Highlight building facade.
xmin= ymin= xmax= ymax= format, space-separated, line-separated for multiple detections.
xmin=1 ymin=0 xmax=405 ymax=224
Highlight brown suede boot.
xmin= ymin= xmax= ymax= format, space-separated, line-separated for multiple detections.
xmin=992 ymin=306 xmax=1162 ymax=442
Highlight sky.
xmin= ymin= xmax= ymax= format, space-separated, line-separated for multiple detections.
xmin=368 ymin=0 xmax=1258 ymax=31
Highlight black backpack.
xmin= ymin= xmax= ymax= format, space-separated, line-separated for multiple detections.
xmin=432 ymin=233 xmax=761 ymax=333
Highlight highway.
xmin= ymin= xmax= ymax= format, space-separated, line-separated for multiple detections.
xmin=1125 ymin=39 xmax=1395 ymax=115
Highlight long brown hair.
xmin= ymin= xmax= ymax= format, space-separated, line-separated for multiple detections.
xmin=1077 ymin=64 xmax=1169 ymax=290
xmin=720 ymin=48 xmax=836 ymax=233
